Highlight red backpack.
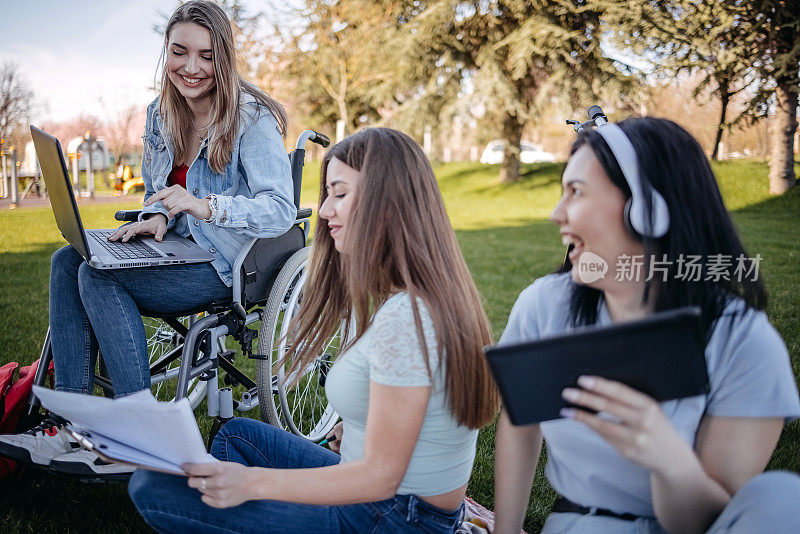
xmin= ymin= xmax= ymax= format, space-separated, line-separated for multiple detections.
xmin=0 ymin=359 xmax=53 ymax=482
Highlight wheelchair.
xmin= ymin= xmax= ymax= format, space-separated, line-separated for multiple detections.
xmin=27 ymin=130 xmax=343 ymax=443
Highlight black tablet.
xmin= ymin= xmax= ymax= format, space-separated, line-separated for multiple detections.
xmin=485 ymin=307 xmax=709 ymax=425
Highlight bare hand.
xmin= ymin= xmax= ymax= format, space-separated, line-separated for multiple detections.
xmin=108 ymin=214 xmax=167 ymax=242
xmin=561 ymin=375 xmax=697 ymax=475
xmin=144 ymin=185 xmax=211 ymax=221
xmin=325 ymin=421 xmax=343 ymax=454
xmin=183 ymin=461 xmax=265 ymax=508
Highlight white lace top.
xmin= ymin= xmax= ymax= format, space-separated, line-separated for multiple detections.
xmin=325 ymin=292 xmax=478 ymax=496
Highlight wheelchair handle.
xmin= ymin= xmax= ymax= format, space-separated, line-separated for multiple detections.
xmin=565 ymin=105 xmax=608 ymax=132
xmin=115 ymin=209 xmax=142 ymax=222
xmin=295 ymin=130 xmax=330 ymax=150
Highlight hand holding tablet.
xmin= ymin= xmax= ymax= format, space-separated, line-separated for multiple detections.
xmin=485 ymin=307 xmax=709 ymax=425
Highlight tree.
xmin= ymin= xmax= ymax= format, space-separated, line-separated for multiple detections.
xmin=103 ymin=104 xmax=145 ymax=166
xmin=613 ymin=1 xmax=799 ymax=193
xmin=605 ymin=1 xmax=757 ymax=160
xmin=0 ymin=62 xmax=34 ymax=154
xmin=743 ymin=0 xmax=800 ymax=194
xmin=274 ymin=0 xmax=403 ymax=139
xmin=39 ymin=113 xmax=105 ymax=153
xmin=395 ymin=0 xmax=634 ymax=183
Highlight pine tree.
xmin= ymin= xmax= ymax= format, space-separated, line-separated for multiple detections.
xmin=610 ymin=0 xmax=799 ymax=193
xmin=746 ymin=0 xmax=800 ymax=194
xmin=394 ymin=0 xmax=633 ymax=182
xmin=604 ymin=1 xmax=755 ymax=160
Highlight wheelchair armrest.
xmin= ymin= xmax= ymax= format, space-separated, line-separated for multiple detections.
xmin=117 ymin=209 xmax=308 ymax=222
xmin=115 ymin=210 xmax=142 ymax=222
xmin=231 ymin=227 xmax=306 ymax=309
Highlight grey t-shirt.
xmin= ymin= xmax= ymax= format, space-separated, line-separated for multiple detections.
xmin=325 ymin=292 xmax=478 ymax=496
xmin=499 ymin=273 xmax=800 ymax=517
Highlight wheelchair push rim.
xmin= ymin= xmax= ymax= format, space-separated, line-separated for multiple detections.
xmin=257 ymin=247 xmax=341 ymax=441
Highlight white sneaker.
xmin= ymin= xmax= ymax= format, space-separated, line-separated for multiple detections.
xmin=0 ymin=417 xmax=79 ymax=466
xmin=50 ymin=448 xmax=136 ymax=478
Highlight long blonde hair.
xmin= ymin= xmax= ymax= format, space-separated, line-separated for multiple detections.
xmin=158 ymin=0 xmax=287 ymax=173
xmin=285 ymin=128 xmax=499 ymax=429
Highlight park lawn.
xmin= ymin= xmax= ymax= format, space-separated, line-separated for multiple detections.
xmin=0 ymin=159 xmax=798 ymax=533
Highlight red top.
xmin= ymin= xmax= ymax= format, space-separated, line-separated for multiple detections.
xmin=168 ymin=165 xmax=189 ymax=189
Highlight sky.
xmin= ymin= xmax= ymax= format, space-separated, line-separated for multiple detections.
xmin=0 ymin=0 xmax=264 ymax=123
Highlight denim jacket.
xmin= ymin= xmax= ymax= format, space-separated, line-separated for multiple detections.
xmin=139 ymin=95 xmax=296 ymax=286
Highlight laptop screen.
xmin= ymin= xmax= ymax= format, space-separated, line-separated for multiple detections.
xmin=30 ymin=126 xmax=92 ymax=261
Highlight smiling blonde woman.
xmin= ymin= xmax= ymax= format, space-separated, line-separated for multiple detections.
xmin=0 ymin=1 xmax=295 ymax=477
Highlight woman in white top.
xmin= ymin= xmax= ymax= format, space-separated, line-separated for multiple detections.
xmin=493 ymin=116 xmax=800 ymax=533
xmin=129 ymin=127 xmax=500 ymax=533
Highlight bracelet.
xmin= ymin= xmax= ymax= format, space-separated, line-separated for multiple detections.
xmin=203 ymin=194 xmax=218 ymax=223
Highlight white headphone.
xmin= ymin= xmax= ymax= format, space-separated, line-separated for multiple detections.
xmin=567 ymin=106 xmax=670 ymax=239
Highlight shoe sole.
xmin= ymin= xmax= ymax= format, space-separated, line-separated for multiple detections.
xmin=49 ymin=458 xmax=135 ymax=478
xmin=0 ymin=441 xmax=52 ymax=467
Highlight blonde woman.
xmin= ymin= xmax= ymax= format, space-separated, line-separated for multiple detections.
xmin=0 ymin=1 xmax=295 ymax=476
xmin=128 ymin=128 xmax=500 ymax=533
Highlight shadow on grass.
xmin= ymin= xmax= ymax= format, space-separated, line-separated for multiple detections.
xmin=439 ymin=162 xmax=564 ymax=195
xmin=0 ymin=468 xmax=149 ymax=533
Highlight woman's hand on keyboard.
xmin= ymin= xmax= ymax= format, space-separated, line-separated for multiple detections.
xmin=109 ymin=214 xmax=168 ymax=242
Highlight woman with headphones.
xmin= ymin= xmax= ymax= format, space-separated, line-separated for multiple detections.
xmin=493 ymin=115 xmax=800 ymax=533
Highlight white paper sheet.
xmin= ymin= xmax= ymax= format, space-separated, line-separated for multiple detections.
xmin=33 ymin=386 xmax=216 ymax=470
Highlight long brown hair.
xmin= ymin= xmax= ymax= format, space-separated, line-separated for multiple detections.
xmin=286 ymin=128 xmax=499 ymax=429
xmin=158 ymin=0 xmax=287 ymax=172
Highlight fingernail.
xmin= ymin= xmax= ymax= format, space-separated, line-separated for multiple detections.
xmin=559 ymin=408 xmax=576 ymax=419
xmin=577 ymin=376 xmax=596 ymax=389
xmin=561 ymin=388 xmax=579 ymax=402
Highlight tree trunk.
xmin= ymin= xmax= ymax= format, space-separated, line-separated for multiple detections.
xmin=337 ymin=98 xmax=348 ymax=140
xmin=711 ymin=88 xmax=729 ymax=161
xmin=499 ymin=113 xmax=524 ymax=183
xmin=769 ymin=81 xmax=798 ymax=195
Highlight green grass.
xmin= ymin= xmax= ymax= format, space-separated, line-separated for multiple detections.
xmin=1 ymin=159 xmax=798 ymax=533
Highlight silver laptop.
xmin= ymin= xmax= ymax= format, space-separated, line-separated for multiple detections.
xmin=31 ymin=125 xmax=215 ymax=269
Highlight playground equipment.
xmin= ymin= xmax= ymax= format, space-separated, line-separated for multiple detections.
xmin=1 ymin=140 xmax=42 ymax=206
xmin=114 ymin=163 xmax=144 ymax=195
xmin=0 ymin=140 xmax=19 ymax=204
xmin=66 ymin=133 xmax=111 ymax=197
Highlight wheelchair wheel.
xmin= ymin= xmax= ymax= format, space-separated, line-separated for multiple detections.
xmin=145 ymin=316 xmax=208 ymax=409
xmin=256 ymin=247 xmax=342 ymax=441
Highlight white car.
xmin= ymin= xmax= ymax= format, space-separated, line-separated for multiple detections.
xmin=479 ymin=140 xmax=556 ymax=164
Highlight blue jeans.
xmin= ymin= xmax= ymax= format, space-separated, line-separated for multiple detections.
xmin=541 ymin=471 xmax=800 ymax=534
xmin=49 ymin=245 xmax=231 ymax=396
xmin=129 ymin=418 xmax=465 ymax=533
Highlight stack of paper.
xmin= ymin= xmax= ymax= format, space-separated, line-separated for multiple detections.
xmin=33 ymin=386 xmax=216 ymax=475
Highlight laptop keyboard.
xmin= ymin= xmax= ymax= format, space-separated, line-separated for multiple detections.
xmin=90 ymin=231 xmax=162 ymax=260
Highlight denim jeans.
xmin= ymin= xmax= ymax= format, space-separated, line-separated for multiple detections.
xmin=49 ymin=245 xmax=231 ymax=396
xmin=128 ymin=418 xmax=465 ymax=533
xmin=541 ymin=471 xmax=800 ymax=534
